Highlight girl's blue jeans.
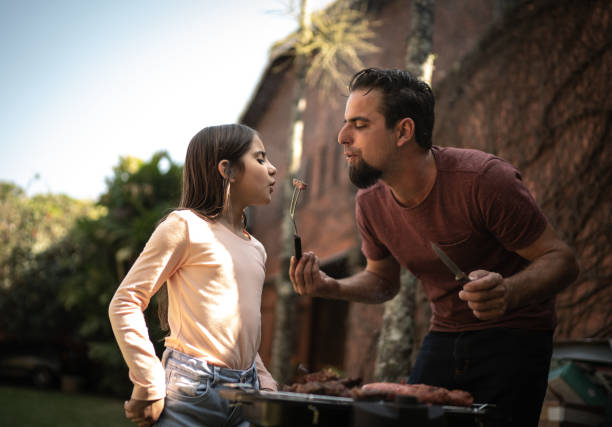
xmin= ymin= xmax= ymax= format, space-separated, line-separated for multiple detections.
xmin=408 ymin=327 xmax=553 ymax=427
xmin=155 ymin=348 xmax=259 ymax=427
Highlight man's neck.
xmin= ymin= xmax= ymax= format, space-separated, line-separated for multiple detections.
xmin=383 ymin=148 xmax=437 ymax=208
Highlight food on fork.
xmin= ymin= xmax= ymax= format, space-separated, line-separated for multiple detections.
xmin=292 ymin=178 xmax=308 ymax=190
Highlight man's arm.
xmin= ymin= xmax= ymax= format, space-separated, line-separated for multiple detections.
xmin=290 ymin=252 xmax=401 ymax=303
xmin=459 ymin=223 xmax=579 ymax=320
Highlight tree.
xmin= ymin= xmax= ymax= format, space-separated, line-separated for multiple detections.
xmin=0 ymin=152 xmax=182 ymax=395
xmin=0 ymin=182 xmax=102 ymax=290
xmin=374 ymin=0 xmax=436 ymax=382
xmin=68 ymin=151 xmax=182 ymax=394
xmin=269 ymin=0 xmax=379 ymax=384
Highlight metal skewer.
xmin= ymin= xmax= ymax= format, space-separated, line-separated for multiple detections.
xmin=290 ymin=185 xmax=303 ymax=235
xmin=290 ymin=179 xmax=307 ymax=260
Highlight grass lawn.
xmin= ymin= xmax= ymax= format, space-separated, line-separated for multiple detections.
xmin=0 ymin=385 xmax=132 ymax=427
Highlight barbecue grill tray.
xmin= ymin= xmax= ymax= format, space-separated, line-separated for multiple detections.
xmin=219 ymin=384 xmax=498 ymax=427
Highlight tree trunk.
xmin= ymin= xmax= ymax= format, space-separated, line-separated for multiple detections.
xmin=373 ymin=0 xmax=435 ymax=382
xmin=270 ymin=0 xmax=311 ymax=386
xmin=405 ymin=0 xmax=436 ymax=80
xmin=374 ymin=269 xmax=418 ymax=381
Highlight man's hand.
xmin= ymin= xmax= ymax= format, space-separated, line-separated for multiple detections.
xmin=459 ymin=225 xmax=578 ymax=321
xmin=290 ymin=252 xmax=401 ymax=303
xmin=124 ymin=398 xmax=165 ymax=427
xmin=458 ymin=270 xmax=510 ymax=320
xmin=290 ymin=251 xmax=336 ymax=297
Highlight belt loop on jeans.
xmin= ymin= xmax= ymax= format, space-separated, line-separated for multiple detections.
xmin=161 ymin=348 xmax=170 ymax=366
xmin=212 ymin=364 xmax=220 ymax=385
xmin=248 ymin=361 xmax=256 ymax=382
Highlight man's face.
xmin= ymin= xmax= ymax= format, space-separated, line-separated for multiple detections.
xmin=337 ymin=88 xmax=396 ymax=189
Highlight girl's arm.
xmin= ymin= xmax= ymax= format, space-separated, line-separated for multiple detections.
xmin=255 ymin=353 xmax=278 ymax=391
xmin=109 ymin=213 xmax=189 ymax=400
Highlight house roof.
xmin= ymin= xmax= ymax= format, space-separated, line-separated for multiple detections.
xmin=238 ymin=0 xmax=379 ymax=127
xmin=238 ymin=51 xmax=294 ymax=127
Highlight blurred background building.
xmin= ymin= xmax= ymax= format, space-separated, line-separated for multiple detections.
xmin=240 ymin=0 xmax=611 ymax=386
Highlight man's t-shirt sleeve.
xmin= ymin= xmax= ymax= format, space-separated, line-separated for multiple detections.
xmin=356 ymin=195 xmax=390 ymax=260
xmin=474 ymin=158 xmax=548 ymax=251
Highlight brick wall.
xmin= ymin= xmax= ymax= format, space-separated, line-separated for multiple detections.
xmin=434 ymin=0 xmax=612 ymax=339
xmin=246 ymin=0 xmax=610 ymax=382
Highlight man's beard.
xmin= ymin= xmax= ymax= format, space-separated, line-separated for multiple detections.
xmin=349 ymin=158 xmax=382 ymax=189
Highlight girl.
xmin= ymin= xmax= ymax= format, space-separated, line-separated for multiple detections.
xmin=109 ymin=124 xmax=278 ymax=427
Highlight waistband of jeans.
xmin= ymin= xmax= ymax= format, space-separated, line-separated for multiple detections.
xmin=163 ymin=347 xmax=257 ymax=383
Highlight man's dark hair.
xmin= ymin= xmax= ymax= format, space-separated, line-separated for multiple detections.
xmin=348 ymin=68 xmax=434 ymax=150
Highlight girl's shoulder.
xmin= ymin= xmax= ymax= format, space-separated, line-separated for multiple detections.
xmin=169 ymin=209 xmax=211 ymax=226
xmin=170 ymin=208 xmax=197 ymax=222
xmin=165 ymin=209 xmax=218 ymax=234
xmin=167 ymin=209 xmax=265 ymax=252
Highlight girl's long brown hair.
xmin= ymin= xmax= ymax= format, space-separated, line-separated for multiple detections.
xmin=180 ymin=124 xmax=255 ymax=218
xmin=158 ymin=124 xmax=256 ymax=331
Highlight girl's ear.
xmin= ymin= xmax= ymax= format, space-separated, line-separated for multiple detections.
xmin=395 ymin=117 xmax=415 ymax=147
xmin=217 ymin=160 xmax=233 ymax=181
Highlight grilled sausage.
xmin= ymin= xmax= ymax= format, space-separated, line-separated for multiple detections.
xmin=358 ymin=382 xmax=474 ymax=406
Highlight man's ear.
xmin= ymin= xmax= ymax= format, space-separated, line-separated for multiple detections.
xmin=395 ymin=118 xmax=415 ymax=147
xmin=217 ymin=160 xmax=233 ymax=181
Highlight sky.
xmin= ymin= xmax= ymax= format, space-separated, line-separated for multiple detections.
xmin=0 ymin=0 xmax=333 ymax=200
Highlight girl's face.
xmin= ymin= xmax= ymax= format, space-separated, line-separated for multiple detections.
xmin=231 ymin=135 xmax=277 ymax=207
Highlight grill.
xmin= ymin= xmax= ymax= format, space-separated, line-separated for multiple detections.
xmin=219 ymin=386 xmax=500 ymax=427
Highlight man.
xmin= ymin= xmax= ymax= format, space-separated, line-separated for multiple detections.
xmin=289 ymin=68 xmax=579 ymax=426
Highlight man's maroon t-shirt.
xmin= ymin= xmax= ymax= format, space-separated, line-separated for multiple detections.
xmin=356 ymin=146 xmax=553 ymax=332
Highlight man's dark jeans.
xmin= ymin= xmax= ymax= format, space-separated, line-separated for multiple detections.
xmin=408 ymin=328 xmax=553 ymax=427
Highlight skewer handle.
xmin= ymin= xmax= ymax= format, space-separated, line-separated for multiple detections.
xmin=294 ymin=234 xmax=302 ymax=261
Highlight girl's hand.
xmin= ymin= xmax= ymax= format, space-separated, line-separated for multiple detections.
xmin=124 ymin=398 xmax=165 ymax=427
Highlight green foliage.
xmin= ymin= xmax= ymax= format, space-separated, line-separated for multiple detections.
xmin=0 ymin=182 xmax=103 ymax=289
xmin=0 ymin=151 xmax=181 ymax=396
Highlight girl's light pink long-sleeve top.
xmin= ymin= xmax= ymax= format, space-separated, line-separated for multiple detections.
xmin=109 ymin=209 xmax=277 ymax=400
